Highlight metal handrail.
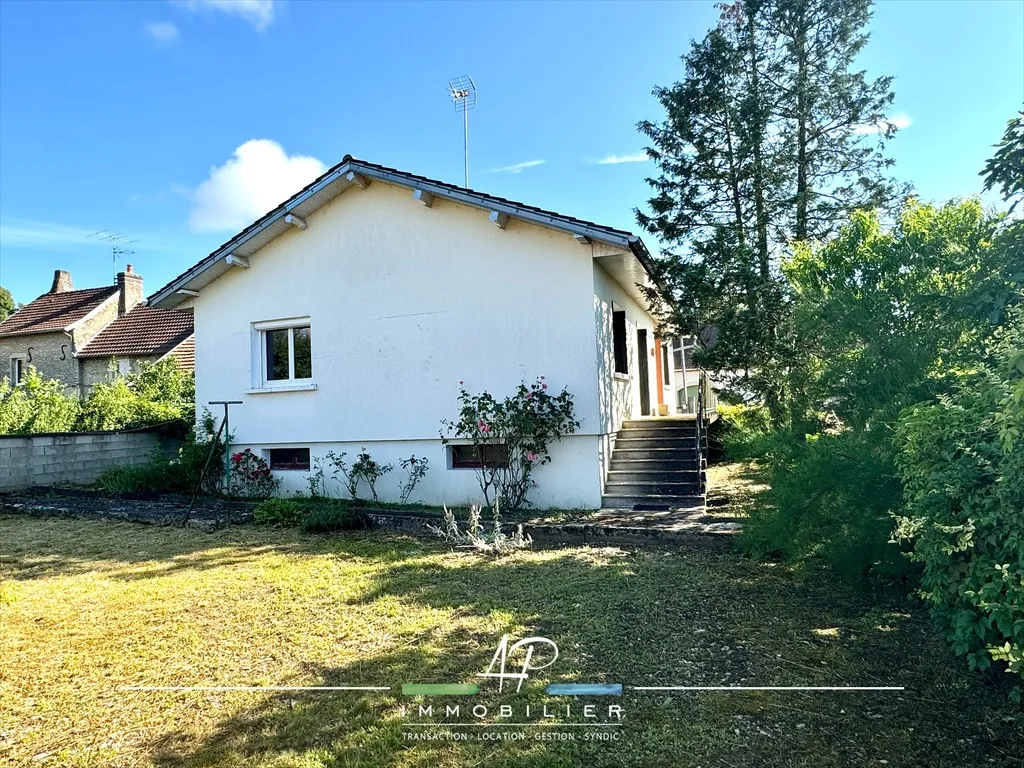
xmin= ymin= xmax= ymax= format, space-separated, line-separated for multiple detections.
xmin=694 ymin=370 xmax=709 ymax=497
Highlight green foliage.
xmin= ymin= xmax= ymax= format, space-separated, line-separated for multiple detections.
xmin=94 ymin=410 xmax=224 ymax=496
xmin=78 ymin=359 xmax=194 ymax=431
xmin=96 ymin=455 xmax=178 ymax=495
xmin=893 ymin=306 xmax=1024 ymax=679
xmin=397 ymin=455 xmax=430 ymax=504
xmin=741 ymin=429 xmax=909 ymax=580
xmin=254 ymin=498 xmax=307 ymax=526
xmin=253 ymin=497 xmax=372 ymax=532
xmin=442 ymin=377 xmax=579 ymax=510
xmin=349 ymin=449 xmax=392 ymax=502
xmin=718 ymin=403 xmax=778 ymax=459
xmin=299 ymin=504 xmax=372 ymax=533
xmin=638 ymin=0 xmax=905 ymax=423
xmin=0 ymin=366 xmax=80 ymax=434
xmin=980 ymin=112 xmax=1023 ymax=211
xmin=0 ymin=285 xmax=14 ymax=323
xmin=784 ymin=200 xmax=1021 ymax=430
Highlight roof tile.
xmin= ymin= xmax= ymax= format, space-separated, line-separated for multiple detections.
xmin=0 ymin=287 xmax=118 ymax=337
xmin=76 ymin=306 xmax=194 ymax=359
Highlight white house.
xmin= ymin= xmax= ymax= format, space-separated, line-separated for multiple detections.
xmin=149 ymin=156 xmax=678 ymax=509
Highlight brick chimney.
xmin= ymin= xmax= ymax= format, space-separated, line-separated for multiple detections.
xmin=50 ymin=269 xmax=74 ymax=293
xmin=116 ymin=264 xmax=144 ymax=315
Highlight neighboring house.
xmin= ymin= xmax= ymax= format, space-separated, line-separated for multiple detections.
xmin=148 ymin=155 xmax=677 ymax=509
xmin=0 ymin=266 xmax=194 ymax=396
xmin=673 ymin=336 xmax=720 ymax=415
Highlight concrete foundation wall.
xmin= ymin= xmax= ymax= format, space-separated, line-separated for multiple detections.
xmin=0 ymin=429 xmax=179 ymax=490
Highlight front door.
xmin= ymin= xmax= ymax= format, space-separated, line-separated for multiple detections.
xmin=637 ymin=328 xmax=650 ymax=416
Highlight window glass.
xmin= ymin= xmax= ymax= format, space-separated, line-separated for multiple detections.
xmin=269 ymin=447 xmax=311 ymax=470
xmin=11 ymin=358 xmax=24 ymax=385
xmin=450 ymin=444 xmax=510 ymax=469
xmin=293 ymin=326 xmax=312 ymax=379
xmin=612 ymin=310 xmax=628 ymax=374
xmin=266 ymin=329 xmax=290 ymax=380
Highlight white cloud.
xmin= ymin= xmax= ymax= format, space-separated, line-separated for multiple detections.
xmin=144 ymin=21 xmax=179 ymax=44
xmin=174 ymin=0 xmax=275 ymax=32
xmin=852 ymin=113 xmax=912 ymax=135
xmin=487 ymin=160 xmax=546 ymax=174
xmin=189 ymin=139 xmax=326 ymax=233
xmin=593 ymin=151 xmax=649 ymax=165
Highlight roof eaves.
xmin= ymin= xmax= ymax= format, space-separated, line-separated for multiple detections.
xmin=149 ymin=155 xmax=655 ymax=307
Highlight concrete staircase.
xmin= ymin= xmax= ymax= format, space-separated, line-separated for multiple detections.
xmin=601 ymin=417 xmax=706 ymax=510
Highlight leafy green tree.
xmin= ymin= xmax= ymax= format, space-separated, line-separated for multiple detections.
xmin=0 ymin=286 xmax=15 ymax=323
xmin=981 ymin=112 xmax=1024 ymax=210
xmin=78 ymin=359 xmax=195 ymax=431
xmin=638 ymin=0 xmax=905 ymax=423
xmin=894 ymin=306 xmax=1024 ymax=687
xmin=0 ymin=367 xmax=80 ymax=434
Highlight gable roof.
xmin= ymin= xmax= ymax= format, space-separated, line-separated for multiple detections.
xmin=149 ymin=155 xmax=658 ymax=309
xmin=76 ymin=306 xmax=194 ymax=359
xmin=0 ymin=286 xmax=118 ymax=338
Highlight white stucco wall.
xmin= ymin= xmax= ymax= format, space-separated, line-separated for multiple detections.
xmin=191 ymin=180 xmax=629 ymax=508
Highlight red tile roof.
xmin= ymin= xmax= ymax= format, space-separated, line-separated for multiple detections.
xmin=166 ymin=335 xmax=195 ymax=370
xmin=76 ymin=306 xmax=194 ymax=360
xmin=0 ymin=287 xmax=118 ymax=337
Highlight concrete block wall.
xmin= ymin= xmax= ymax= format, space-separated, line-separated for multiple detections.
xmin=0 ymin=429 xmax=180 ymax=490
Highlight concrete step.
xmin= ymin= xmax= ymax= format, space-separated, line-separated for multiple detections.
xmin=611 ymin=448 xmax=702 ymax=461
xmin=614 ymin=437 xmax=698 ymax=450
xmin=609 ymin=458 xmax=701 ymax=471
xmin=600 ymin=494 xmax=706 ymax=509
xmin=618 ymin=427 xmax=697 ymax=439
xmin=604 ymin=481 xmax=702 ymax=496
xmin=606 ymin=469 xmax=703 ymax=483
xmin=621 ymin=418 xmax=696 ymax=429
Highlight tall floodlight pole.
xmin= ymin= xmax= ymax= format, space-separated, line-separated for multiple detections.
xmin=448 ymin=76 xmax=477 ymax=187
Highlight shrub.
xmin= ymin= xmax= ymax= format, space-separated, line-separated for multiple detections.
xmin=397 ymin=455 xmax=429 ymax=504
xmin=96 ymin=455 xmax=177 ymax=495
xmin=893 ymin=307 xmax=1023 ymax=684
xmin=441 ymin=377 xmax=579 ymax=510
xmin=300 ymin=504 xmax=372 ymax=532
xmin=350 ymin=448 xmax=392 ymax=502
xmin=427 ymin=502 xmax=532 ymax=556
xmin=78 ymin=359 xmax=194 ymax=432
xmin=741 ymin=429 xmax=910 ymax=580
xmin=93 ymin=410 xmax=224 ymax=496
xmin=253 ymin=498 xmax=307 ymax=526
xmin=0 ymin=367 xmax=80 ymax=434
xmin=229 ymin=448 xmax=280 ymax=499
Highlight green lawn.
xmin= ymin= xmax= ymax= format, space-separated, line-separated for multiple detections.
xmin=0 ymin=506 xmax=1020 ymax=767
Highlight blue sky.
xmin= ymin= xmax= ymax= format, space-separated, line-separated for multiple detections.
xmin=0 ymin=0 xmax=1021 ymax=304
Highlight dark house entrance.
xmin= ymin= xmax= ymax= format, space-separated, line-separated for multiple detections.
xmin=637 ymin=328 xmax=650 ymax=416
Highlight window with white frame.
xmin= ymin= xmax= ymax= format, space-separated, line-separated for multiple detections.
xmin=255 ymin=319 xmax=312 ymax=386
xmin=10 ymin=357 xmax=25 ymax=386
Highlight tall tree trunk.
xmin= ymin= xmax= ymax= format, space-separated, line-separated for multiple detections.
xmin=746 ymin=5 xmax=771 ymax=278
xmin=794 ymin=5 xmax=810 ymax=241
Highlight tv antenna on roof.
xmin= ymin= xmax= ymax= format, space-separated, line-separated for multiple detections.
xmin=87 ymin=230 xmax=140 ymax=280
xmin=448 ymin=75 xmax=477 ymax=188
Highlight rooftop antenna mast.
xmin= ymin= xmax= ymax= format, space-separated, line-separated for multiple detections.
xmin=86 ymin=230 xmax=140 ymax=280
xmin=448 ymin=75 xmax=477 ymax=188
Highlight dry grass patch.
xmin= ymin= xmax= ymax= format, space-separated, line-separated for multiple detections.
xmin=0 ymin=514 xmax=1019 ymax=768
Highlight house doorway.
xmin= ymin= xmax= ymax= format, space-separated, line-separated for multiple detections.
xmin=637 ymin=328 xmax=650 ymax=416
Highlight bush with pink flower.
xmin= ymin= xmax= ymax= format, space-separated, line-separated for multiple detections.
xmin=441 ymin=376 xmax=578 ymax=510
xmin=229 ymin=448 xmax=281 ymax=499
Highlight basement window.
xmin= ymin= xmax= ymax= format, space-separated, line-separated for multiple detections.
xmin=268 ymin=447 xmax=311 ymax=471
xmin=449 ymin=444 xmax=510 ymax=469
xmin=612 ymin=310 xmax=628 ymax=375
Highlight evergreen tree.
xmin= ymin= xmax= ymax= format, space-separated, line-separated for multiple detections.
xmin=638 ymin=0 xmax=905 ymax=422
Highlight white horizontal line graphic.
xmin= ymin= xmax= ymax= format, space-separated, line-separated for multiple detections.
xmin=632 ymin=686 xmax=903 ymax=691
xmin=120 ymin=686 xmax=391 ymax=692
